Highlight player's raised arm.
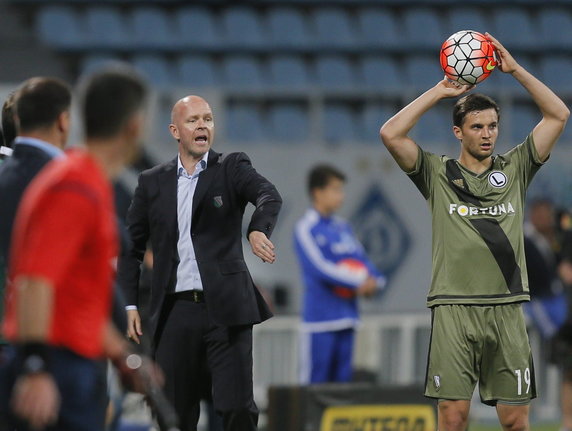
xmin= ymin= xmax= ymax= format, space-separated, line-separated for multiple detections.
xmin=380 ymin=79 xmax=471 ymax=172
xmin=486 ymin=33 xmax=570 ymax=161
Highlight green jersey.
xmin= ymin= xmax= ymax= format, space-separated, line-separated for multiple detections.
xmin=408 ymin=135 xmax=544 ymax=307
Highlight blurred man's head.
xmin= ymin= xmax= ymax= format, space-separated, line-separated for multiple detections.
xmin=529 ymin=198 xmax=555 ymax=237
xmin=308 ymin=164 xmax=346 ymax=216
xmin=2 ymin=91 xmax=17 ymax=148
xmin=15 ymin=77 xmax=72 ymax=149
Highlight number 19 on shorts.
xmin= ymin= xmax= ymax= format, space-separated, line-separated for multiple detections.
xmin=514 ymin=368 xmax=531 ymax=395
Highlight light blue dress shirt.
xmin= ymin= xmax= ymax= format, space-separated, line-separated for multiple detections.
xmin=14 ymin=136 xmax=65 ymax=159
xmin=175 ymin=153 xmax=208 ymax=292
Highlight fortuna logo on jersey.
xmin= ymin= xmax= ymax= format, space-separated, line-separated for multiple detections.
xmin=449 ymin=202 xmax=516 ymax=217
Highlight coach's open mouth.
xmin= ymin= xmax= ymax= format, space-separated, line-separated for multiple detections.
xmin=195 ymin=135 xmax=208 ymax=143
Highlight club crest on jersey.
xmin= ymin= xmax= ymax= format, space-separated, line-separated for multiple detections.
xmin=488 ymin=171 xmax=507 ymax=188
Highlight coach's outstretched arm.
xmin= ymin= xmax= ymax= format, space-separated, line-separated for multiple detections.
xmin=487 ymin=33 xmax=570 ymax=161
xmin=380 ymin=79 xmax=471 ymax=172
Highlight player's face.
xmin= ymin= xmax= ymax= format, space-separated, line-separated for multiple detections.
xmin=170 ymin=96 xmax=215 ymax=161
xmin=316 ymin=178 xmax=345 ymax=214
xmin=454 ymin=108 xmax=499 ymax=161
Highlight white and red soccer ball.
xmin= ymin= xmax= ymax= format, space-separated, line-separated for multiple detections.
xmin=440 ymin=30 xmax=497 ymax=85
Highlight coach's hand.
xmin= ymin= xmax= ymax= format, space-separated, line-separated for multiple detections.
xmin=12 ymin=373 xmax=60 ymax=429
xmin=126 ymin=309 xmax=142 ymax=344
xmin=248 ymin=231 xmax=276 ymax=263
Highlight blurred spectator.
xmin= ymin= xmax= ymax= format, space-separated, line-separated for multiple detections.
xmin=0 ymin=92 xmax=17 ymax=161
xmin=294 ymin=164 xmax=385 ymax=384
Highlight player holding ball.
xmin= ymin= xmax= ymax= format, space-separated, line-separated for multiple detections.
xmin=380 ymin=33 xmax=569 ymax=431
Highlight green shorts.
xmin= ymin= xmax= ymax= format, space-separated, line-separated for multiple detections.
xmin=425 ymin=303 xmax=536 ymax=406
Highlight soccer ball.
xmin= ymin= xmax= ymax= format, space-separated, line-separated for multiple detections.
xmin=333 ymin=258 xmax=368 ymax=299
xmin=440 ymin=30 xmax=497 ymax=85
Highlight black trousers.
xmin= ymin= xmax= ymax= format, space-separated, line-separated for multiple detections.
xmin=154 ymin=294 xmax=258 ymax=431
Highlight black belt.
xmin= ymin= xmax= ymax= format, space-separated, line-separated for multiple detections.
xmin=172 ymin=290 xmax=204 ymax=303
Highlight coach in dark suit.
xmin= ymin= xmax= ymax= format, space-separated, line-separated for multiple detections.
xmin=0 ymin=78 xmax=71 ymax=316
xmin=117 ymin=95 xmax=282 ymax=431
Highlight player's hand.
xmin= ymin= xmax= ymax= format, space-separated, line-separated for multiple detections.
xmin=437 ymin=77 xmax=474 ymax=97
xmin=126 ymin=309 xmax=142 ymax=344
xmin=485 ymin=32 xmax=519 ymax=74
xmin=11 ymin=373 xmax=60 ymax=429
xmin=248 ymin=231 xmax=276 ymax=263
xmin=357 ymin=277 xmax=377 ymax=298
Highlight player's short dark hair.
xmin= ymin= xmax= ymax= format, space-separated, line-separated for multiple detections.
xmin=79 ymin=63 xmax=148 ymax=140
xmin=15 ymin=77 xmax=71 ymax=133
xmin=2 ymin=91 xmax=17 ymax=148
xmin=453 ymin=93 xmax=500 ymax=127
xmin=308 ymin=164 xmax=346 ymax=197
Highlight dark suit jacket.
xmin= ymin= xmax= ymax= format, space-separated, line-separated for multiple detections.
xmin=0 ymin=143 xmax=53 ymax=269
xmin=117 ymin=150 xmax=282 ymax=338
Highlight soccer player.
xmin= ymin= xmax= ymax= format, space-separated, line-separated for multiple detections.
xmin=1 ymin=65 xmax=152 ymax=431
xmin=380 ymin=33 xmax=569 ymax=431
xmin=294 ymin=164 xmax=385 ymax=384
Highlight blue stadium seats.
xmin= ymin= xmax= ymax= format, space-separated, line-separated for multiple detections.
xmin=323 ymin=104 xmax=358 ymax=143
xmin=222 ymin=56 xmax=265 ymax=88
xmin=84 ymin=6 xmax=128 ymax=49
xmin=492 ymin=8 xmax=538 ymax=50
xmin=357 ymin=7 xmax=400 ymax=49
xmin=225 ymin=103 xmax=266 ymax=142
xmin=268 ymin=55 xmax=311 ymax=88
xmin=485 ymin=55 xmax=537 ymax=94
xmin=312 ymin=7 xmax=356 ymax=48
xmin=404 ymin=56 xmax=443 ymax=90
xmin=176 ymin=7 xmax=221 ymax=49
xmin=36 ymin=6 xmax=84 ymax=49
xmin=315 ymin=56 xmax=356 ymax=89
xmin=268 ymin=103 xmax=309 ymax=142
xmin=132 ymin=55 xmax=174 ymax=87
xmin=539 ymin=56 xmax=572 ymax=92
xmin=412 ymin=108 xmax=454 ymax=145
xmin=538 ymin=8 xmax=572 ymax=50
xmin=80 ymin=54 xmax=122 ymax=75
xmin=361 ymin=103 xmax=395 ymax=143
xmin=403 ymin=8 xmax=445 ymax=49
xmin=222 ymin=7 xmax=265 ymax=49
xmin=359 ymin=56 xmax=402 ymax=93
xmin=447 ymin=7 xmax=487 ymax=35
xmin=130 ymin=7 xmax=174 ymax=49
xmin=509 ymin=104 xmax=540 ymax=144
xmin=267 ymin=7 xmax=309 ymax=49
xmin=177 ymin=55 xmax=219 ymax=88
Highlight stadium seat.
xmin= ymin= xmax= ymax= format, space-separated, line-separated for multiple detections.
xmin=222 ymin=56 xmax=265 ymax=88
xmin=267 ymin=7 xmax=310 ymax=49
xmin=492 ymin=8 xmax=538 ymax=50
xmin=357 ymin=7 xmax=400 ymax=49
xmin=403 ymin=8 xmax=445 ymax=49
xmin=176 ymin=7 xmax=221 ymax=49
xmin=36 ymin=6 xmax=84 ymax=49
xmin=312 ymin=7 xmax=356 ymax=48
xmin=130 ymin=7 xmax=175 ymax=49
xmin=323 ymin=104 xmax=358 ymax=143
xmin=177 ymin=55 xmax=219 ymax=88
xmin=132 ymin=55 xmax=174 ymax=87
xmin=447 ymin=7 xmax=487 ymax=35
xmin=404 ymin=55 xmax=443 ymax=90
xmin=485 ymin=55 xmax=537 ymax=94
xmin=539 ymin=56 xmax=572 ymax=92
xmin=225 ymin=103 xmax=267 ymax=142
xmin=537 ymin=8 xmax=572 ymax=50
xmin=359 ymin=56 xmax=402 ymax=93
xmin=222 ymin=7 xmax=265 ymax=49
xmin=268 ymin=103 xmax=309 ymax=142
xmin=509 ymin=104 xmax=540 ymax=144
xmin=80 ymin=54 xmax=122 ymax=75
xmin=315 ymin=56 xmax=356 ymax=89
xmin=268 ymin=55 xmax=311 ymax=88
xmin=412 ymin=108 xmax=454 ymax=145
xmin=84 ymin=6 xmax=127 ymax=49
xmin=361 ymin=103 xmax=396 ymax=143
